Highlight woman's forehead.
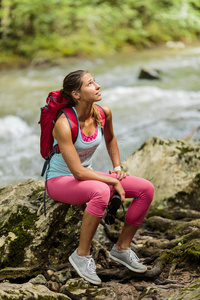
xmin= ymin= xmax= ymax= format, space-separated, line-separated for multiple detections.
xmin=82 ymin=73 xmax=93 ymax=83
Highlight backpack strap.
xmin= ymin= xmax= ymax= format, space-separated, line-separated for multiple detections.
xmin=62 ymin=107 xmax=79 ymax=143
xmin=62 ymin=105 xmax=106 ymax=139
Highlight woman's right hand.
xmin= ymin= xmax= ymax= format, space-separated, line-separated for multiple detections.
xmin=112 ymin=181 xmax=125 ymax=203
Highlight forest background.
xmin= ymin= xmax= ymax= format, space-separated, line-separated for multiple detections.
xmin=0 ymin=0 xmax=200 ymax=67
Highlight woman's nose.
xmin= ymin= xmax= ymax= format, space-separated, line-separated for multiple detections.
xmin=95 ymin=82 xmax=101 ymax=89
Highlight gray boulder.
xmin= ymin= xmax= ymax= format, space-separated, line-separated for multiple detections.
xmin=122 ymin=137 xmax=200 ymax=210
xmin=0 ymin=281 xmax=71 ymax=299
xmin=0 ymin=178 xmax=85 ymax=269
xmin=60 ymin=278 xmax=117 ymax=299
xmin=138 ymin=66 xmax=161 ymax=80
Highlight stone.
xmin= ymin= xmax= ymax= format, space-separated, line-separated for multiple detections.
xmin=138 ymin=66 xmax=161 ymax=80
xmin=0 ymin=281 xmax=71 ymax=299
xmin=53 ymin=269 xmax=72 ymax=285
xmin=0 ymin=266 xmax=41 ymax=281
xmin=169 ymin=279 xmax=200 ymax=299
xmin=46 ymin=269 xmax=55 ymax=279
xmin=60 ymin=278 xmax=117 ymax=299
xmin=29 ymin=274 xmax=47 ymax=285
xmin=139 ymin=279 xmax=200 ymax=300
xmin=122 ymin=137 xmax=200 ymax=209
xmin=0 ymin=178 xmax=85 ymax=269
xmin=105 ymin=282 xmax=139 ymax=299
xmin=166 ymin=41 xmax=185 ymax=50
xmin=46 ymin=280 xmax=61 ymax=292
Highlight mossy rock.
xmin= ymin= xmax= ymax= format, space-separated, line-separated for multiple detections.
xmin=0 ymin=179 xmax=85 ymax=269
xmin=122 ymin=137 xmax=200 ymax=210
xmin=169 ymin=279 xmax=200 ymax=300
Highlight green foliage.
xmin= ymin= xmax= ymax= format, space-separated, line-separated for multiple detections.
xmin=0 ymin=0 xmax=200 ymax=60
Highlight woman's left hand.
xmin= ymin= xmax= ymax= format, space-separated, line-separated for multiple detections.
xmin=109 ymin=169 xmax=128 ymax=181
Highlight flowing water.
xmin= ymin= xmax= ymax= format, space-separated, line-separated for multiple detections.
xmin=0 ymin=45 xmax=200 ymax=188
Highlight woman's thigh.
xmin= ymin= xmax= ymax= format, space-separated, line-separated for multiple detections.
xmin=46 ymin=175 xmax=111 ymax=217
xmin=98 ymin=172 xmax=153 ymax=199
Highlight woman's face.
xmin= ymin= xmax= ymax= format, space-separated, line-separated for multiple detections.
xmin=78 ymin=73 xmax=101 ymax=103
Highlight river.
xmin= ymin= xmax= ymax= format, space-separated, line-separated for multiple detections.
xmin=0 ymin=45 xmax=200 ymax=188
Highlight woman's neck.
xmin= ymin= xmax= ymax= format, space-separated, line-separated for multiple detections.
xmin=75 ymin=103 xmax=93 ymax=122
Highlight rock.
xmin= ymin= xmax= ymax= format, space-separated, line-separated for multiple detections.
xmin=52 ymin=268 xmax=72 ymax=285
xmin=0 ymin=281 xmax=71 ymax=299
xmin=0 ymin=178 xmax=85 ymax=269
xmin=122 ymin=137 xmax=200 ymax=209
xmin=105 ymin=282 xmax=139 ymax=299
xmin=29 ymin=274 xmax=47 ymax=285
xmin=46 ymin=269 xmax=55 ymax=279
xmin=139 ymin=279 xmax=200 ymax=300
xmin=166 ymin=41 xmax=185 ymax=50
xmin=30 ymin=58 xmax=51 ymax=66
xmin=46 ymin=280 xmax=61 ymax=292
xmin=0 ymin=266 xmax=41 ymax=281
xmin=60 ymin=278 xmax=117 ymax=299
xmin=138 ymin=66 xmax=161 ymax=80
xmin=169 ymin=279 xmax=200 ymax=299
xmin=139 ymin=285 xmax=175 ymax=300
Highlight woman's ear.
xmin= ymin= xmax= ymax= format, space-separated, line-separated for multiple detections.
xmin=71 ymin=91 xmax=81 ymax=102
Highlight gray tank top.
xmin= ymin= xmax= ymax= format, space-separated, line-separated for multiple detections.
xmin=46 ymin=107 xmax=103 ymax=180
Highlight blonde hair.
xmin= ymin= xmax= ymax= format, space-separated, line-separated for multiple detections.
xmin=60 ymin=70 xmax=102 ymax=127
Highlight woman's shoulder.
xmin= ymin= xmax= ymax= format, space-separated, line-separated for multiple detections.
xmin=53 ymin=112 xmax=72 ymax=138
xmin=98 ymin=104 xmax=111 ymax=116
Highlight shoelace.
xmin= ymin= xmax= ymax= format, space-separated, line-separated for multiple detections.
xmin=128 ymin=249 xmax=139 ymax=263
xmin=87 ymin=258 xmax=96 ymax=273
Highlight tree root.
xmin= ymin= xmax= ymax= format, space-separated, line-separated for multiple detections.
xmin=145 ymin=228 xmax=200 ymax=249
xmin=98 ymin=257 xmax=163 ymax=282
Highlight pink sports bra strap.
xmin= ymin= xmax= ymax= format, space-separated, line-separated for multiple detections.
xmin=95 ymin=104 xmax=106 ymax=129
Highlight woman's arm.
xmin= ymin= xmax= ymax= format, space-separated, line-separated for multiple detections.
xmin=102 ymin=105 xmax=121 ymax=169
xmin=102 ymin=105 xmax=127 ymax=180
xmin=53 ymin=114 xmax=125 ymax=201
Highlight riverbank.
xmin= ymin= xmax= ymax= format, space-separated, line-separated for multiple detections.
xmin=1 ymin=0 xmax=200 ymax=69
xmin=0 ymin=40 xmax=198 ymax=71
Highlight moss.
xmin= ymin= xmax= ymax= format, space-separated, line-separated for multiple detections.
xmin=171 ymin=223 xmax=192 ymax=236
xmin=0 ymin=266 xmax=40 ymax=280
xmin=0 ymin=206 xmax=38 ymax=268
xmin=146 ymin=207 xmax=174 ymax=219
xmin=176 ymin=146 xmax=192 ymax=155
xmin=160 ymin=239 xmax=200 ymax=270
xmin=184 ymin=239 xmax=200 ymax=263
xmin=6 ymin=233 xmax=33 ymax=267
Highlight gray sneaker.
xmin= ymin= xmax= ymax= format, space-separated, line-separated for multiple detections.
xmin=69 ymin=249 xmax=101 ymax=285
xmin=109 ymin=244 xmax=147 ymax=273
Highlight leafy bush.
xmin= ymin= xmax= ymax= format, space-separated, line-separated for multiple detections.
xmin=0 ymin=0 xmax=200 ymax=60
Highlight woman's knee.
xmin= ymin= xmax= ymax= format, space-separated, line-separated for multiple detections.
xmin=89 ymin=183 xmax=110 ymax=205
xmin=86 ymin=183 xmax=111 ymax=217
xmin=143 ymin=180 xmax=154 ymax=204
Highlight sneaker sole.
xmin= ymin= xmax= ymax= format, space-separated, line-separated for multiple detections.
xmin=69 ymin=256 xmax=102 ymax=285
xmin=109 ymin=253 xmax=147 ymax=273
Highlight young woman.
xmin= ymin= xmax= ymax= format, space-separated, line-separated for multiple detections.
xmin=46 ymin=70 xmax=154 ymax=285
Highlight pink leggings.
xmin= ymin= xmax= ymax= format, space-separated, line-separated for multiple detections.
xmin=46 ymin=172 xmax=154 ymax=226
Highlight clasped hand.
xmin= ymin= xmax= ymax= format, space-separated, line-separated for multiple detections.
xmin=109 ymin=169 xmax=128 ymax=181
xmin=109 ymin=169 xmax=129 ymax=202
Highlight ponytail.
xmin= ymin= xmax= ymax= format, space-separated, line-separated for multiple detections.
xmin=92 ymin=104 xmax=102 ymax=128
